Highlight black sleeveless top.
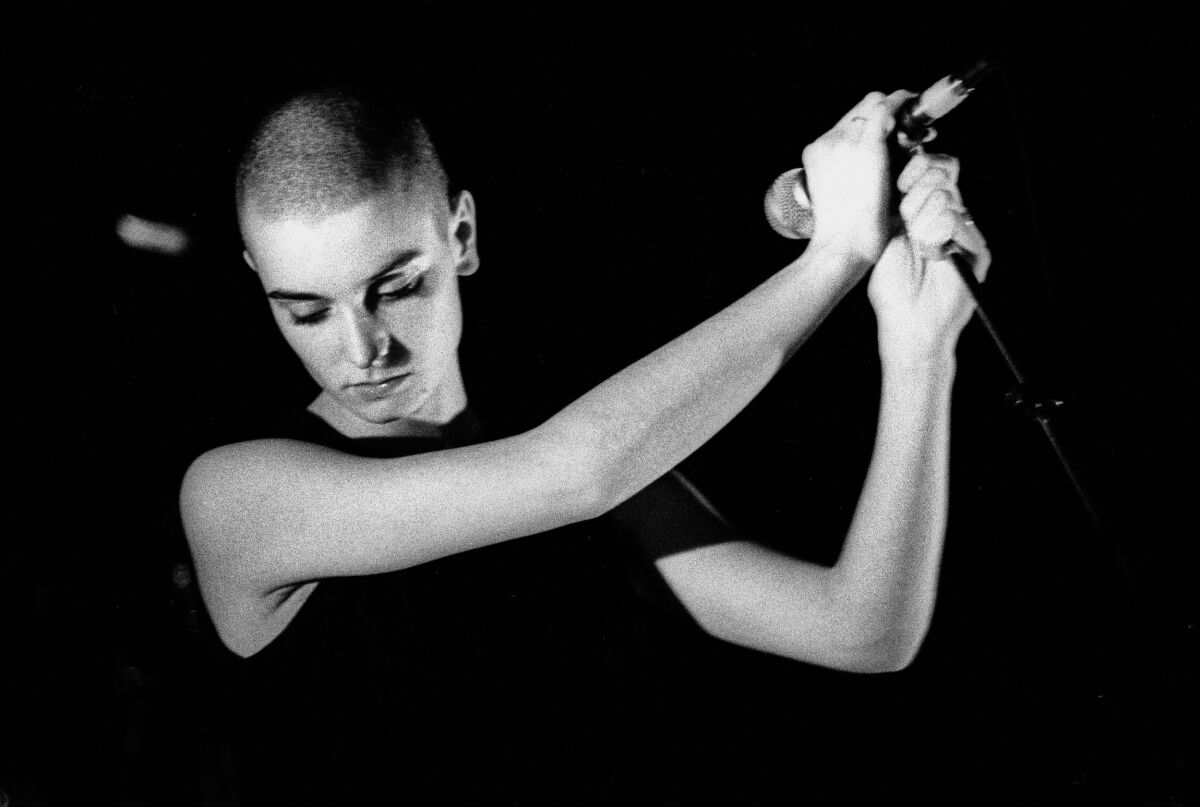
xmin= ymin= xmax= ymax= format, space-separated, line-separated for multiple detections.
xmin=225 ymin=409 xmax=712 ymax=804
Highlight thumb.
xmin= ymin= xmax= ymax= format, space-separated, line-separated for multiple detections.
xmin=879 ymin=89 xmax=918 ymax=137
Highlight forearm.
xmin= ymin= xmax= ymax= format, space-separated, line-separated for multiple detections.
xmin=827 ymin=355 xmax=956 ymax=666
xmin=544 ymin=240 xmax=868 ymax=509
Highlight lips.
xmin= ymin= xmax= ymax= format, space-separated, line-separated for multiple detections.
xmin=346 ymin=374 xmax=409 ymax=402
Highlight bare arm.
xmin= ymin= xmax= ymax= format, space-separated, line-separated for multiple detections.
xmin=181 ymin=91 xmax=909 ymax=639
xmin=184 ymin=238 xmax=866 ymax=588
xmin=652 ymin=358 xmax=954 ymax=674
xmin=650 ymin=151 xmax=990 ymax=673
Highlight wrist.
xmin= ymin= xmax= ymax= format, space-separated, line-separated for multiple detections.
xmin=880 ymin=349 xmax=957 ymax=387
xmin=802 ymin=237 xmax=874 ymax=286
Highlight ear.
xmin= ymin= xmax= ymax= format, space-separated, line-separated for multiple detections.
xmin=242 ymin=249 xmax=259 ymax=272
xmin=447 ymin=190 xmax=479 ymax=276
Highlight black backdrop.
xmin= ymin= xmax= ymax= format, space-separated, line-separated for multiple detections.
xmin=10 ymin=12 xmax=1196 ymax=806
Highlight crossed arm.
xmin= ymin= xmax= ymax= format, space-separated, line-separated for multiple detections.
xmin=183 ymin=91 xmax=989 ymax=669
xmin=183 ymin=237 xmax=870 ymax=630
xmin=628 ymin=354 xmax=955 ymax=674
xmin=642 ymin=138 xmax=991 ymax=673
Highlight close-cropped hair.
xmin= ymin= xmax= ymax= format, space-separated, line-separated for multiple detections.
xmin=236 ymin=88 xmax=449 ymax=223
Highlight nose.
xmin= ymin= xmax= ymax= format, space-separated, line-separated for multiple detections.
xmin=339 ymin=308 xmax=393 ymax=369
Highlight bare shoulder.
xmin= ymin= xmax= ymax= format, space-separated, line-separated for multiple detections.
xmin=179 ymin=427 xmax=604 ymax=653
xmin=180 ymin=438 xmax=346 ymax=539
xmin=180 ymin=439 xmax=330 ymax=656
xmin=181 ymin=440 xmax=297 ymax=578
xmin=183 ymin=438 xmax=340 ymax=499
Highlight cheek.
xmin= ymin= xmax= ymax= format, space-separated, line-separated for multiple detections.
xmin=426 ymin=303 xmax=463 ymax=358
xmin=277 ymin=321 xmax=339 ymax=379
xmin=431 ymin=290 xmax=464 ymax=345
xmin=385 ymin=297 xmax=462 ymax=355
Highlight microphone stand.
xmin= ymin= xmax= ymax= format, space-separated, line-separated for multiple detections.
xmin=897 ymin=75 xmax=1186 ymax=795
xmin=768 ymin=64 xmax=1185 ymax=793
xmin=895 ymin=91 xmax=1106 ymax=534
xmin=941 ymin=244 xmax=1104 ymax=531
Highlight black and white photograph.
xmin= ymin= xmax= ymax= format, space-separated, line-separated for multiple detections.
xmin=7 ymin=12 xmax=1195 ymax=805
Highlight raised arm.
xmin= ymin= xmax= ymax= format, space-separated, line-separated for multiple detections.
xmin=646 ymin=150 xmax=990 ymax=673
xmin=181 ymin=92 xmax=910 ymax=639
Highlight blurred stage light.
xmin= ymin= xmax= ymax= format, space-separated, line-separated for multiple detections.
xmin=115 ymin=214 xmax=191 ymax=256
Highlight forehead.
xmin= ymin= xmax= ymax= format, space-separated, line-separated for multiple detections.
xmin=243 ymin=188 xmax=444 ymax=293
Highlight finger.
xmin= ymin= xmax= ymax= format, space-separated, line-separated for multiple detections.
xmin=973 ymin=245 xmax=991 ymax=282
xmin=930 ymin=246 xmax=990 ymax=293
xmin=837 ymin=89 xmax=917 ymax=141
xmin=899 ymin=172 xmax=961 ymax=223
xmin=898 ymin=152 xmax=960 ymax=194
xmin=898 ymin=171 xmax=954 ymax=223
xmin=952 ymin=218 xmax=991 ymax=282
xmin=835 ymin=91 xmax=888 ymax=130
xmin=924 ymin=212 xmax=990 ymax=285
xmin=878 ymin=88 xmax=919 ymax=136
xmin=907 ymin=192 xmax=958 ymax=256
xmin=897 ymin=151 xmax=933 ymax=193
xmin=955 ymin=214 xmax=987 ymax=251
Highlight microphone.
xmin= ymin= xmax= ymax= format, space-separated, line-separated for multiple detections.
xmin=765 ymin=59 xmax=995 ymax=239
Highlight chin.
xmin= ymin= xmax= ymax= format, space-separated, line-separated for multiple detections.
xmin=361 ymin=391 xmax=440 ymax=426
xmin=354 ymin=399 xmax=417 ymax=424
xmin=355 ymin=408 xmax=404 ymax=425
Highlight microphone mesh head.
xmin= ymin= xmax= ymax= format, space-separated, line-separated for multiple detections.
xmin=764 ymin=167 xmax=815 ymax=240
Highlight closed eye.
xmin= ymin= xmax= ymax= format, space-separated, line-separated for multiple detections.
xmin=290 ymin=308 xmax=330 ymax=326
xmin=375 ymin=274 xmax=425 ymax=302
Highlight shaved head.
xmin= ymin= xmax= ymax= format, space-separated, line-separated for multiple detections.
xmin=236 ymin=89 xmax=449 ymax=228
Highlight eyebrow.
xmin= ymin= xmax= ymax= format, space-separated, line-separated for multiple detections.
xmin=266 ymin=248 xmax=424 ymax=302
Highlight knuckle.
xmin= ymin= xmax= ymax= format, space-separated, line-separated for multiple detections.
xmin=913 ymin=172 xmax=931 ymax=193
xmin=897 ymin=155 xmax=928 ymax=191
xmin=928 ymin=153 xmax=961 ymax=181
xmin=921 ymin=168 xmax=951 ymax=189
xmin=928 ymin=188 xmax=953 ymax=207
xmin=919 ymin=216 xmax=952 ymax=241
xmin=862 ymin=90 xmax=886 ymax=105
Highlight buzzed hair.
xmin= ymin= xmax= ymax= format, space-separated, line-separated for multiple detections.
xmin=236 ymin=89 xmax=449 ymax=224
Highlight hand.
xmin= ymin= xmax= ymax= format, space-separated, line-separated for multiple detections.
xmin=803 ymin=90 xmax=916 ymax=267
xmin=867 ymin=151 xmax=991 ymax=365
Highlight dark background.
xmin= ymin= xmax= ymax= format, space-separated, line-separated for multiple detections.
xmin=8 ymin=12 xmax=1196 ymax=806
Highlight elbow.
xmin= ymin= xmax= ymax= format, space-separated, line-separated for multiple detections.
xmin=571 ymin=454 xmax=621 ymax=523
xmin=531 ymin=407 xmax=665 ymax=521
xmin=849 ymin=632 xmax=923 ymax=674
xmin=838 ymin=618 xmax=932 ymax=674
xmin=572 ymin=441 xmax=621 ymax=519
xmin=729 ymin=623 xmax=924 ymax=675
xmin=817 ymin=581 xmax=937 ymax=673
xmin=574 ymin=472 xmax=616 ymax=522
xmin=774 ymin=609 xmax=932 ymax=675
xmin=526 ymin=423 xmax=616 ymax=522
xmin=696 ymin=595 xmax=926 ymax=672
